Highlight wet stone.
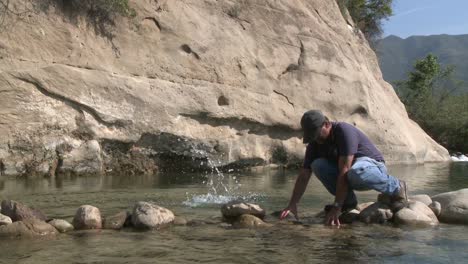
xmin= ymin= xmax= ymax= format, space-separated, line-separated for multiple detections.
xmin=1 ymin=200 xmax=47 ymax=222
xmin=73 ymin=205 xmax=102 ymax=230
xmin=221 ymin=201 xmax=266 ymax=219
xmin=103 ymin=211 xmax=128 ymax=230
xmin=0 ymin=213 xmax=12 ymax=226
xmin=48 ymin=219 xmax=74 ymax=233
xmin=131 ymin=202 xmax=175 ymax=229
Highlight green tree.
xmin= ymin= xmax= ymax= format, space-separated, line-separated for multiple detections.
xmin=337 ymin=0 xmax=393 ymax=44
xmin=396 ymin=54 xmax=468 ymax=152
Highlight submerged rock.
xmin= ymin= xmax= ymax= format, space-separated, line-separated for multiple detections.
xmin=73 ymin=205 xmax=102 ymax=230
xmin=48 ymin=219 xmax=74 ymax=233
xmin=0 ymin=219 xmax=58 ymax=238
xmin=221 ymin=202 xmax=266 ymax=219
xmin=103 ymin=211 xmax=128 ymax=230
xmin=131 ymin=202 xmax=174 ymax=229
xmin=432 ymin=189 xmax=468 ymax=224
xmin=173 ymin=216 xmax=188 ymax=226
xmin=233 ymin=214 xmax=272 ymax=228
xmin=1 ymin=200 xmax=47 ymax=222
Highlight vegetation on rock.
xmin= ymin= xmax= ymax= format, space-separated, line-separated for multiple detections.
xmin=337 ymin=0 xmax=393 ymax=45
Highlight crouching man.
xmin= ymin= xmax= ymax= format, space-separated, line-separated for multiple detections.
xmin=280 ymin=110 xmax=407 ymax=226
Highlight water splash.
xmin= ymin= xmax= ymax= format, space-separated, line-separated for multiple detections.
xmin=182 ymin=140 xmax=263 ymax=207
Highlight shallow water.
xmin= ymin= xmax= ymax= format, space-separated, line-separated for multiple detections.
xmin=1 ymin=162 xmax=468 ymax=263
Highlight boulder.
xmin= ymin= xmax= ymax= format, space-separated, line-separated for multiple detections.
xmin=103 ymin=211 xmax=128 ymax=230
xmin=0 ymin=213 xmax=12 ymax=226
xmin=0 ymin=219 xmax=58 ymax=238
xmin=131 ymin=202 xmax=174 ymax=229
xmin=72 ymin=205 xmax=102 ymax=230
xmin=1 ymin=200 xmax=47 ymax=222
xmin=359 ymin=202 xmax=393 ymax=224
xmin=221 ymin=201 xmax=265 ymax=219
xmin=408 ymin=201 xmax=439 ymax=224
xmin=233 ymin=214 xmax=272 ymax=228
xmin=409 ymin=194 xmax=432 ymax=206
xmin=48 ymin=219 xmax=74 ymax=233
xmin=429 ymin=201 xmax=441 ymax=217
xmin=394 ymin=208 xmax=436 ymax=226
xmin=432 ymin=189 xmax=468 ymax=224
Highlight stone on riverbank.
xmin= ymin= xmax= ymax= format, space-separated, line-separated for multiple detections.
xmin=48 ymin=219 xmax=74 ymax=233
xmin=73 ymin=205 xmax=102 ymax=230
xmin=432 ymin=189 xmax=468 ymax=224
xmin=0 ymin=213 xmax=12 ymax=226
xmin=1 ymin=200 xmax=47 ymax=222
xmin=103 ymin=211 xmax=128 ymax=230
xmin=0 ymin=219 xmax=57 ymax=238
xmin=131 ymin=202 xmax=174 ymax=229
xmin=359 ymin=202 xmax=393 ymax=224
xmin=221 ymin=202 xmax=266 ymax=219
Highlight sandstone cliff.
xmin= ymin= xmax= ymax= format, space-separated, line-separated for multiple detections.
xmin=0 ymin=0 xmax=449 ymax=176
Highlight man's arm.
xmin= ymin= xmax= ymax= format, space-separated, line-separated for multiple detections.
xmin=326 ymin=154 xmax=354 ymax=226
xmin=280 ymin=168 xmax=312 ymax=220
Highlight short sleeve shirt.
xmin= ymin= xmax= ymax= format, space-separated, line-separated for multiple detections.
xmin=303 ymin=122 xmax=384 ymax=169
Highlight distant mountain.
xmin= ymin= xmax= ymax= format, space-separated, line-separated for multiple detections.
xmin=377 ymin=34 xmax=468 ymax=92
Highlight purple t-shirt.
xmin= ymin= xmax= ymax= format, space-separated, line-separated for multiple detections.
xmin=303 ymin=122 xmax=384 ymax=168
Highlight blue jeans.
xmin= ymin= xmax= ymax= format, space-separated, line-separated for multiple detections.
xmin=311 ymin=157 xmax=400 ymax=207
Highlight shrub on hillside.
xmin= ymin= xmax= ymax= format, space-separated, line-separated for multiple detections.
xmin=337 ymin=0 xmax=393 ymax=45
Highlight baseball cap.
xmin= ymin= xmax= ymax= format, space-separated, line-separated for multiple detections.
xmin=301 ymin=110 xmax=325 ymax=143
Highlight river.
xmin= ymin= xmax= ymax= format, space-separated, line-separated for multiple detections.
xmin=1 ymin=162 xmax=467 ymax=263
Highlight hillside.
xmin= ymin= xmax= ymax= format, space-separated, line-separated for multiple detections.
xmin=378 ymin=34 xmax=468 ymax=92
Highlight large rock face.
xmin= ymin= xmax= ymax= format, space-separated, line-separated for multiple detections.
xmin=0 ymin=0 xmax=449 ymax=175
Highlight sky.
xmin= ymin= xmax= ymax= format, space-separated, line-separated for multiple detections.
xmin=383 ymin=0 xmax=468 ymax=38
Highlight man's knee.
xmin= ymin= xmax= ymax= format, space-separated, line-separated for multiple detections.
xmin=311 ymin=158 xmax=328 ymax=174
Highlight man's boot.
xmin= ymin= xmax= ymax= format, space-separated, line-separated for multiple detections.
xmin=390 ymin=180 xmax=408 ymax=212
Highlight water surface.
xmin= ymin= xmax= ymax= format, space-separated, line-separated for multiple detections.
xmin=1 ymin=163 xmax=467 ymax=263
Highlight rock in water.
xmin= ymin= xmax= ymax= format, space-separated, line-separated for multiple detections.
xmin=48 ymin=219 xmax=74 ymax=233
xmin=73 ymin=205 xmax=102 ymax=230
xmin=0 ymin=213 xmax=12 ymax=226
xmin=432 ymin=189 xmax=468 ymax=224
xmin=221 ymin=202 xmax=266 ymax=219
xmin=0 ymin=219 xmax=58 ymax=238
xmin=103 ymin=211 xmax=128 ymax=230
xmin=131 ymin=202 xmax=174 ymax=229
xmin=1 ymin=200 xmax=47 ymax=222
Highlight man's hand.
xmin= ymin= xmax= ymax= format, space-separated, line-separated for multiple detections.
xmin=325 ymin=206 xmax=341 ymax=226
xmin=280 ymin=203 xmax=299 ymax=220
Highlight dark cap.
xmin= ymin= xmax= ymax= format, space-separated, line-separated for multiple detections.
xmin=301 ymin=110 xmax=325 ymax=143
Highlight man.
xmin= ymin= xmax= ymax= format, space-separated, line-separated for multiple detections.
xmin=280 ymin=110 xmax=407 ymax=226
